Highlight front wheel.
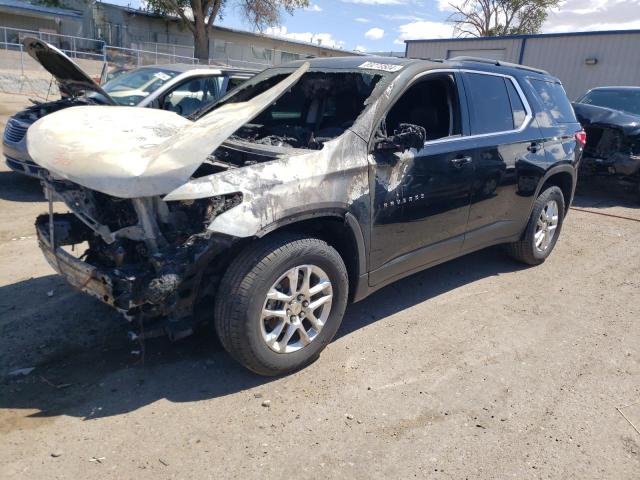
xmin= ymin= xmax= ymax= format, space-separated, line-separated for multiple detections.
xmin=214 ymin=234 xmax=348 ymax=376
xmin=506 ymin=185 xmax=565 ymax=265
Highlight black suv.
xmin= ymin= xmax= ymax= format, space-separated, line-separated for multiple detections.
xmin=29 ymin=56 xmax=583 ymax=376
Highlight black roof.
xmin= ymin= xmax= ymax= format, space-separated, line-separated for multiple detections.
xmin=279 ymin=55 xmax=554 ymax=80
xmin=284 ymin=55 xmax=419 ymax=70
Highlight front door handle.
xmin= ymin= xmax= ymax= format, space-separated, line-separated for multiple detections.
xmin=450 ymin=156 xmax=472 ymax=168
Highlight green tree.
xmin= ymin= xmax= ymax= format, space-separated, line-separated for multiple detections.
xmin=145 ymin=0 xmax=309 ymax=62
xmin=447 ymin=0 xmax=560 ymax=37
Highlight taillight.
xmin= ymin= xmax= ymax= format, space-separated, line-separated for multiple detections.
xmin=575 ymin=130 xmax=587 ymax=146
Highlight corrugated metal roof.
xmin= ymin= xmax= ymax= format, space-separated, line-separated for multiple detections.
xmin=0 ymin=0 xmax=82 ymax=18
xmin=405 ymin=29 xmax=640 ymax=44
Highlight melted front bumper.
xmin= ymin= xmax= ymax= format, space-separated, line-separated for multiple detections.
xmin=36 ymin=213 xmax=141 ymax=312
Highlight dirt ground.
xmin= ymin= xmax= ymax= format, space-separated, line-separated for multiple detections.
xmin=0 ymin=93 xmax=638 ymax=479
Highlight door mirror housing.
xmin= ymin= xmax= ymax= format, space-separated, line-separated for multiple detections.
xmin=374 ymin=123 xmax=426 ymax=153
xmin=374 ymin=137 xmax=403 ymax=153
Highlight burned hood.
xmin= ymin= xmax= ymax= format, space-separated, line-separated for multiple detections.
xmin=572 ymin=102 xmax=640 ymax=137
xmin=23 ymin=37 xmax=115 ymax=104
xmin=26 ymin=63 xmax=310 ymax=198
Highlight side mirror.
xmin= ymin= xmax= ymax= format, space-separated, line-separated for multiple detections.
xmin=374 ymin=137 xmax=403 ymax=153
xmin=374 ymin=123 xmax=426 ymax=154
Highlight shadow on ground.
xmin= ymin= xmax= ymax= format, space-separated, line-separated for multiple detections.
xmin=0 ymin=171 xmax=45 ymax=203
xmin=0 ymin=246 xmax=525 ymax=425
xmin=574 ymin=177 xmax=639 ymax=209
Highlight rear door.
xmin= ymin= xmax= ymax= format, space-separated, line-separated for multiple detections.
xmin=460 ymin=71 xmax=549 ymax=251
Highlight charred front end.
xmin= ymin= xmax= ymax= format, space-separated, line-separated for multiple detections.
xmin=573 ymin=102 xmax=640 ymax=190
xmin=37 ymin=178 xmax=241 ymax=337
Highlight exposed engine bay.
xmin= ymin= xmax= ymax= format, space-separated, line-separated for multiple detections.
xmin=222 ymin=71 xmax=383 ymax=150
xmin=581 ymin=125 xmax=640 ymax=177
xmin=573 ymin=102 xmax=640 ymax=196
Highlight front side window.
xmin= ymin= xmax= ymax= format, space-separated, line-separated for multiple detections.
xmin=464 ymin=72 xmax=515 ymax=134
xmin=384 ymin=73 xmax=462 ymax=142
xmin=578 ymin=89 xmax=640 ymax=116
xmin=162 ymin=77 xmax=224 ymax=117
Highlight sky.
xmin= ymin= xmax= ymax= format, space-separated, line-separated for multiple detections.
xmin=108 ymin=0 xmax=640 ymax=53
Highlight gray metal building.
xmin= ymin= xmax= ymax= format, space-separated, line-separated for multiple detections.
xmin=405 ymin=30 xmax=640 ymax=99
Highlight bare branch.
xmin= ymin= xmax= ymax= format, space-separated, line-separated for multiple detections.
xmin=446 ymin=0 xmax=559 ymax=37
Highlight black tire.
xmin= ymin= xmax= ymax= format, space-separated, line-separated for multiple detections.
xmin=214 ymin=233 xmax=348 ymax=376
xmin=506 ymin=186 xmax=565 ymax=265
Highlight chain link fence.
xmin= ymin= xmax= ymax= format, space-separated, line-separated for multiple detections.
xmin=137 ymin=40 xmax=305 ymax=69
xmin=0 ymin=25 xmax=315 ymax=100
xmin=0 ymin=27 xmax=200 ymax=100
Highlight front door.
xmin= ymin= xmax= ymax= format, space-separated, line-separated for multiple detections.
xmin=368 ymin=71 xmax=474 ymax=286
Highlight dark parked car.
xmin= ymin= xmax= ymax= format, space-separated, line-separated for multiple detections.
xmin=573 ymin=86 xmax=640 ymax=199
xmin=28 ymin=56 xmax=584 ymax=375
xmin=3 ymin=37 xmax=255 ymax=177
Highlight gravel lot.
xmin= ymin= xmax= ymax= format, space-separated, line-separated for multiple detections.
xmin=0 ymin=94 xmax=639 ymax=479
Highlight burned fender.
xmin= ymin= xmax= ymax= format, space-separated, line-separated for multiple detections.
xmin=164 ymin=131 xmax=371 ymax=238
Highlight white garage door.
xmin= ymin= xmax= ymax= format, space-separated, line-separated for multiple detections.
xmin=447 ymin=48 xmax=507 ymax=61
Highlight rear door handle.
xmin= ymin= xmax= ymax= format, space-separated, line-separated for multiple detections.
xmin=450 ymin=156 xmax=472 ymax=168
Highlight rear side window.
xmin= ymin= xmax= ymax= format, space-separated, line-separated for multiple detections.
xmin=505 ymin=80 xmax=527 ymax=128
xmin=530 ymin=79 xmax=576 ymax=123
xmin=464 ymin=73 xmax=517 ymax=134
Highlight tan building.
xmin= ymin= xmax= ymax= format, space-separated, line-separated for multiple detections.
xmin=0 ymin=0 xmax=359 ymax=66
xmin=93 ymin=3 xmax=356 ymax=65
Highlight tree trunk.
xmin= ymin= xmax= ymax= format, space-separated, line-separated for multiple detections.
xmin=193 ymin=22 xmax=209 ymax=62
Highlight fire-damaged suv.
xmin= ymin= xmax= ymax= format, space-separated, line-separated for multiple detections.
xmin=28 ymin=56 xmax=583 ymax=375
xmin=573 ymin=87 xmax=640 ymax=200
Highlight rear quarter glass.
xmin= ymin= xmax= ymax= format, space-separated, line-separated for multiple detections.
xmin=529 ymin=79 xmax=577 ymax=124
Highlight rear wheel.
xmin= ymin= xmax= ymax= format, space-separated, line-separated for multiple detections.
xmin=506 ymin=186 xmax=565 ymax=265
xmin=214 ymin=234 xmax=348 ymax=376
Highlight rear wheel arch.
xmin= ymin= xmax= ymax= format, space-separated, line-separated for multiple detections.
xmin=536 ymin=166 xmax=575 ymax=215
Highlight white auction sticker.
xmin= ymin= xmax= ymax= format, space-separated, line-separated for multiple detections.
xmin=154 ymin=72 xmax=171 ymax=81
xmin=358 ymin=61 xmax=403 ymax=72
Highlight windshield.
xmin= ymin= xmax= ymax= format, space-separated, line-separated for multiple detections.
xmin=578 ymin=89 xmax=640 ymax=116
xmin=101 ymin=67 xmax=180 ymax=106
xmin=208 ymin=68 xmax=386 ymax=150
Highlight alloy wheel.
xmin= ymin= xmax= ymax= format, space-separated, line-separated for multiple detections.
xmin=534 ymin=199 xmax=559 ymax=252
xmin=260 ymin=265 xmax=333 ymax=353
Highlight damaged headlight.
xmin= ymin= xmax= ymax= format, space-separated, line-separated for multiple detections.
xmin=160 ymin=193 xmax=243 ymax=242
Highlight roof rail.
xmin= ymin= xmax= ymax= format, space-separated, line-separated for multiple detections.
xmin=449 ymin=56 xmax=549 ymax=75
